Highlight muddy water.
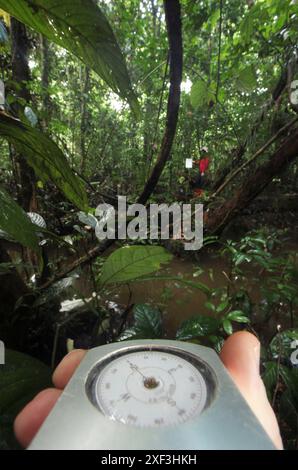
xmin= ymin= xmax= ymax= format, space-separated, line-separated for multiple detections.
xmin=6 ymin=234 xmax=296 ymax=341
xmin=108 ymin=252 xmax=228 ymax=337
xmin=74 ymin=241 xmax=297 ymax=340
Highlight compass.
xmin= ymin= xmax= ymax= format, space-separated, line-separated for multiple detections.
xmin=28 ymin=340 xmax=276 ymax=450
xmin=87 ymin=348 xmax=214 ymax=428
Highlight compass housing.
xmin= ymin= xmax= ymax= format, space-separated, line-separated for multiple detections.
xmin=28 ymin=340 xmax=276 ymax=450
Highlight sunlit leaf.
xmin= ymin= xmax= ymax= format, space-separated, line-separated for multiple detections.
xmin=0 ymin=0 xmax=139 ymax=115
xmin=0 ymin=112 xmax=88 ymax=210
xmin=239 ymin=11 xmax=254 ymax=45
xmin=190 ymin=79 xmax=216 ymax=109
xmin=236 ymin=65 xmax=257 ymax=92
xmin=99 ymin=245 xmax=173 ymax=285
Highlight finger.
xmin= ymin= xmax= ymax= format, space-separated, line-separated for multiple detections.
xmin=220 ymin=331 xmax=283 ymax=449
xmin=14 ymin=388 xmax=62 ymax=448
xmin=52 ymin=348 xmax=86 ymax=389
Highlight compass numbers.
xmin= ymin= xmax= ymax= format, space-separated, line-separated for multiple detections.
xmin=168 ymin=364 xmax=183 ymax=373
xmin=94 ymin=350 xmax=208 ymax=428
xmin=126 ymin=414 xmax=137 ymax=424
xmin=120 ymin=393 xmax=131 ymax=402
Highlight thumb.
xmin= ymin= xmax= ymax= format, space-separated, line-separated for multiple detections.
xmin=220 ymin=331 xmax=283 ymax=449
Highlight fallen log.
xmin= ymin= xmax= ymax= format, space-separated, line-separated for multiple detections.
xmin=205 ymin=127 xmax=298 ymax=234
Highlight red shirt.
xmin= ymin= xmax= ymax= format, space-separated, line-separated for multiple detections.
xmin=200 ymin=157 xmax=210 ymax=173
xmin=194 ymin=157 xmax=210 ymax=173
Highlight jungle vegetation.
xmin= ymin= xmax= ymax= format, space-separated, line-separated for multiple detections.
xmin=0 ymin=0 xmax=297 ymax=450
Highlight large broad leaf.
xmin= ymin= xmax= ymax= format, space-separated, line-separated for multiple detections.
xmin=99 ymin=245 xmax=173 ymax=286
xmin=236 ymin=65 xmax=257 ymax=92
xmin=0 ymin=349 xmax=51 ymax=450
xmin=190 ymin=79 xmax=216 ymax=109
xmin=118 ymin=304 xmax=162 ymax=341
xmin=239 ymin=12 xmax=254 ymax=45
xmin=0 ymin=0 xmax=139 ymax=115
xmin=176 ymin=315 xmax=219 ymax=341
xmin=0 ymin=112 xmax=88 ymax=210
xmin=0 ymin=185 xmax=40 ymax=253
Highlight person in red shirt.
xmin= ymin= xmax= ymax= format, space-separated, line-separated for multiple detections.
xmin=192 ymin=147 xmax=210 ymax=196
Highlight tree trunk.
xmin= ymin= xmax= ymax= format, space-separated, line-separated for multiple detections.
xmin=40 ymin=35 xmax=52 ymax=131
xmin=137 ymin=0 xmax=182 ymax=204
xmin=80 ymin=66 xmax=90 ymax=174
xmin=10 ymin=17 xmax=37 ymax=212
xmin=205 ymin=127 xmax=298 ymax=234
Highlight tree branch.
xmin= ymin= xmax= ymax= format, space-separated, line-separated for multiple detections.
xmin=205 ymin=126 xmax=298 ymax=234
xmin=212 ymin=116 xmax=298 ymax=198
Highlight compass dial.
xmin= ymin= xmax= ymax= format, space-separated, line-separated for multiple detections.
xmin=89 ymin=348 xmax=213 ymax=428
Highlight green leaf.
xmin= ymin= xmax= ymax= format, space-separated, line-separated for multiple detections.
xmin=236 ymin=65 xmax=257 ymax=92
xmin=0 ymin=112 xmax=88 ymax=210
xmin=262 ymin=361 xmax=278 ymax=400
xmin=78 ymin=211 xmax=97 ymax=228
xmin=280 ymin=389 xmax=298 ymax=435
xmin=222 ymin=319 xmax=233 ymax=335
xmin=239 ymin=12 xmax=254 ymax=45
xmin=0 ymin=349 xmax=51 ymax=450
xmin=190 ymin=79 xmax=216 ymax=109
xmin=208 ymin=335 xmax=224 ymax=353
xmin=0 ymin=185 xmax=41 ymax=254
xmin=0 ymin=0 xmax=139 ymax=115
xmin=279 ymin=365 xmax=298 ymax=396
xmin=176 ymin=315 xmax=219 ymax=341
xmin=269 ymin=329 xmax=298 ymax=360
xmin=227 ymin=310 xmax=250 ymax=323
xmin=118 ymin=304 xmax=162 ymax=340
xmin=204 ymin=301 xmax=216 ymax=312
xmin=234 ymin=253 xmax=249 ymax=266
xmin=99 ymin=245 xmax=173 ymax=286
xmin=203 ymin=9 xmax=220 ymax=31
xmin=216 ymin=299 xmax=229 ymax=313
xmin=209 ymin=9 xmax=220 ymax=30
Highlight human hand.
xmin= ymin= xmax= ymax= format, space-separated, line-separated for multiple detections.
xmin=14 ymin=331 xmax=283 ymax=449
